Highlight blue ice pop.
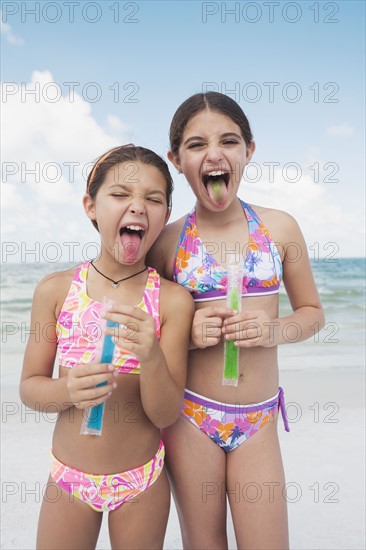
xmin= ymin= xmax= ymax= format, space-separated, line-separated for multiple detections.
xmin=83 ymin=319 xmax=119 ymax=435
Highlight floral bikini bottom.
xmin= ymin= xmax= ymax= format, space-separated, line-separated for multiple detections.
xmin=181 ymin=388 xmax=290 ymax=452
xmin=50 ymin=440 xmax=165 ymax=512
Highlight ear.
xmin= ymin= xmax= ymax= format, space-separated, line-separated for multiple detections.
xmin=167 ymin=150 xmax=182 ymax=173
xmin=164 ymin=208 xmax=171 ymax=225
xmin=83 ymin=194 xmax=96 ymax=221
xmin=246 ymin=140 xmax=256 ymax=164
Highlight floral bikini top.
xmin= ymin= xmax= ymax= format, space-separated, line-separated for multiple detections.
xmin=173 ymin=199 xmax=283 ymax=302
xmin=56 ymin=262 xmax=160 ymax=374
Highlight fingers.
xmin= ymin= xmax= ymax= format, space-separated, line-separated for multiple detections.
xmin=224 ymin=327 xmax=262 ymax=341
xmin=104 ymin=308 xmax=155 ymax=346
xmin=222 ymin=321 xmax=260 ymax=335
xmin=71 ymin=362 xmax=115 ymax=378
xmin=105 ymin=323 xmax=139 ymax=344
xmin=198 ymin=305 xmax=237 ymax=319
xmin=193 ymin=315 xmax=223 ymax=348
xmin=75 ymin=388 xmax=114 ymax=410
xmin=67 ymin=363 xmax=118 ymax=408
xmin=74 ymin=371 xmax=117 ymax=390
xmin=104 ymin=304 xmax=147 ymax=324
xmin=223 ymin=310 xmax=259 ymax=328
xmin=229 ymin=339 xmax=261 ymax=348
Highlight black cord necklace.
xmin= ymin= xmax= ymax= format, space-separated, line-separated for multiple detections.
xmin=90 ymin=261 xmax=148 ymax=288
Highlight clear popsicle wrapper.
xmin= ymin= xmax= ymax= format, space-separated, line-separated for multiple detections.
xmin=80 ymin=298 xmax=119 ymax=436
xmin=222 ymin=263 xmax=243 ymax=386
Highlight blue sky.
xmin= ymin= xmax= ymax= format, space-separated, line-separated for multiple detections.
xmin=1 ymin=0 xmax=365 ymax=262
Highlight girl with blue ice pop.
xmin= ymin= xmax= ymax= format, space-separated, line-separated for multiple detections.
xmin=149 ymin=92 xmax=325 ymax=549
xmin=20 ymin=145 xmax=193 ymax=549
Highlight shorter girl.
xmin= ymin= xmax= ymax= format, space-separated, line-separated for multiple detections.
xmin=20 ymin=145 xmax=193 ymax=549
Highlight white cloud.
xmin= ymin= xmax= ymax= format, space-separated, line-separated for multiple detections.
xmin=106 ymin=115 xmax=129 ymax=136
xmin=1 ymin=70 xmax=131 ymax=260
xmin=325 ymin=124 xmax=355 ymax=137
xmin=0 ymin=14 xmax=24 ymax=45
xmin=1 ymin=70 xmax=363 ymax=262
xmin=1 ymin=181 xmax=25 ymax=209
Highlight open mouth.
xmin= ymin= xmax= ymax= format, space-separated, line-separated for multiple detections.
xmin=119 ymin=225 xmax=146 ymax=239
xmin=202 ymin=171 xmax=230 ymax=205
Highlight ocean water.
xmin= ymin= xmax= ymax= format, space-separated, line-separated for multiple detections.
xmin=1 ymin=259 xmax=365 ymax=386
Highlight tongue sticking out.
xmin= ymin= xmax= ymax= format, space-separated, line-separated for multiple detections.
xmin=206 ymin=179 xmax=228 ymax=206
xmin=120 ymin=232 xmax=142 ymax=263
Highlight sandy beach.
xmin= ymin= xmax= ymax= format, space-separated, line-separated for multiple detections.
xmin=1 ymin=367 xmax=364 ymax=550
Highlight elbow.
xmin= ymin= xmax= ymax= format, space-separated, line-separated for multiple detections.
xmin=19 ymin=381 xmax=28 ymax=407
xmin=19 ymin=379 xmax=36 ymax=409
xmin=151 ymin=406 xmax=182 ymax=430
xmin=318 ymin=306 xmax=326 ymax=331
xmin=155 ymin=418 xmax=178 ymax=430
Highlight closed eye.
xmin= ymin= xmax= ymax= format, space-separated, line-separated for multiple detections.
xmin=223 ymin=139 xmax=239 ymax=145
xmin=147 ymin=198 xmax=163 ymax=204
xmin=187 ymin=142 xmax=205 ymax=149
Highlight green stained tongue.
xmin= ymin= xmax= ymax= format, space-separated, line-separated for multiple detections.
xmin=207 ymin=179 xmax=228 ymax=205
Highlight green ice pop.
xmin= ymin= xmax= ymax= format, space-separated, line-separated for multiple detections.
xmin=223 ymin=264 xmax=243 ymax=386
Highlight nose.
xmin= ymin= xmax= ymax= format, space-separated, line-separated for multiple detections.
xmin=206 ymin=143 xmax=224 ymax=164
xmin=129 ymin=195 xmax=146 ymax=215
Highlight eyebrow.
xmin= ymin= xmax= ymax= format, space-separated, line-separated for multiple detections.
xmin=108 ymin=183 xmax=166 ymax=197
xmin=183 ymin=132 xmax=242 ymax=145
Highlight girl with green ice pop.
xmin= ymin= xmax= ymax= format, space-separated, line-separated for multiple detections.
xmin=149 ymin=92 xmax=325 ymax=549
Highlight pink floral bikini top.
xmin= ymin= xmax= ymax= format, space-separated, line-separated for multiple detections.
xmin=56 ymin=262 xmax=160 ymax=374
xmin=173 ymin=199 xmax=283 ymax=302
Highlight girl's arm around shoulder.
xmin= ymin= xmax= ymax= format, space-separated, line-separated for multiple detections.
xmin=266 ymin=208 xmax=325 ymax=343
xmin=139 ymin=277 xmax=194 ymax=428
xmin=147 ymin=216 xmax=186 ymax=279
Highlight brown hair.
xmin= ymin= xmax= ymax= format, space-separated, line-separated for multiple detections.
xmin=169 ymin=92 xmax=253 ymax=156
xmin=87 ymin=144 xmax=173 ymax=230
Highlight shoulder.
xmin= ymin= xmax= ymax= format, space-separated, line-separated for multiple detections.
xmin=248 ymin=203 xmax=305 ymax=262
xmin=250 ymin=203 xmax=295 ymax=226
xmin=147 ymin=214 xmax=189 ymax=278
xmin=159 ymin=276 xmax=195 ymax=316
xmin=156 ymin=215 xmax=188 ymax=249
xmin=251 ymin=203 xmax=302 ymax=239
xmin=33 ymin=265 xmax=79 ymax=314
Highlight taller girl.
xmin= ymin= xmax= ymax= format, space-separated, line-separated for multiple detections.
xmin=149 ymin=93 xmax=325 ymax=549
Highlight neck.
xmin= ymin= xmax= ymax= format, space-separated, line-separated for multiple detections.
xmin=195 ymin=197 xmax=243 ymax=226
xmin=92 ymin=254 xmax=147 ymax=279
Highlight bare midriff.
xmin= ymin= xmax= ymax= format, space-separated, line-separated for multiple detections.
xmin=187 ymin=294 xmax=280 ymax=404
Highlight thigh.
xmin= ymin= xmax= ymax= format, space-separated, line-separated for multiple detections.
xmin=37 ymin=475 xmax=103 ymax=550
xmin=226 ymin=416 xmax=289 ymax=550
xmin=162 ymin=416 xmax=228 ymax=550
xmin=108 ymin=468 xmax=170 ymax=550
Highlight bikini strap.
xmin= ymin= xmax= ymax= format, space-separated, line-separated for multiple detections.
xmin=278 ymin=387 xmax=290 ymax=432
xmin=172 ymin=209 xmax=195 ymax=282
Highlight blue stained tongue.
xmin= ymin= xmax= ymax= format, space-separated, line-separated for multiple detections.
xmin=207 ymin=179 xmax=228 ymax=205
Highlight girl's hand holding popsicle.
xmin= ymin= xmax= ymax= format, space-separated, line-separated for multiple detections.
xmin=104 ymin=303 xmax=161 ymax=365
xmin=222 ymin=309 xmax=277 ymax=348
xmin=66 ymin=362 xmax=118 ymax=409
xmin=191 ymin=306 xmax=236 ymax=349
